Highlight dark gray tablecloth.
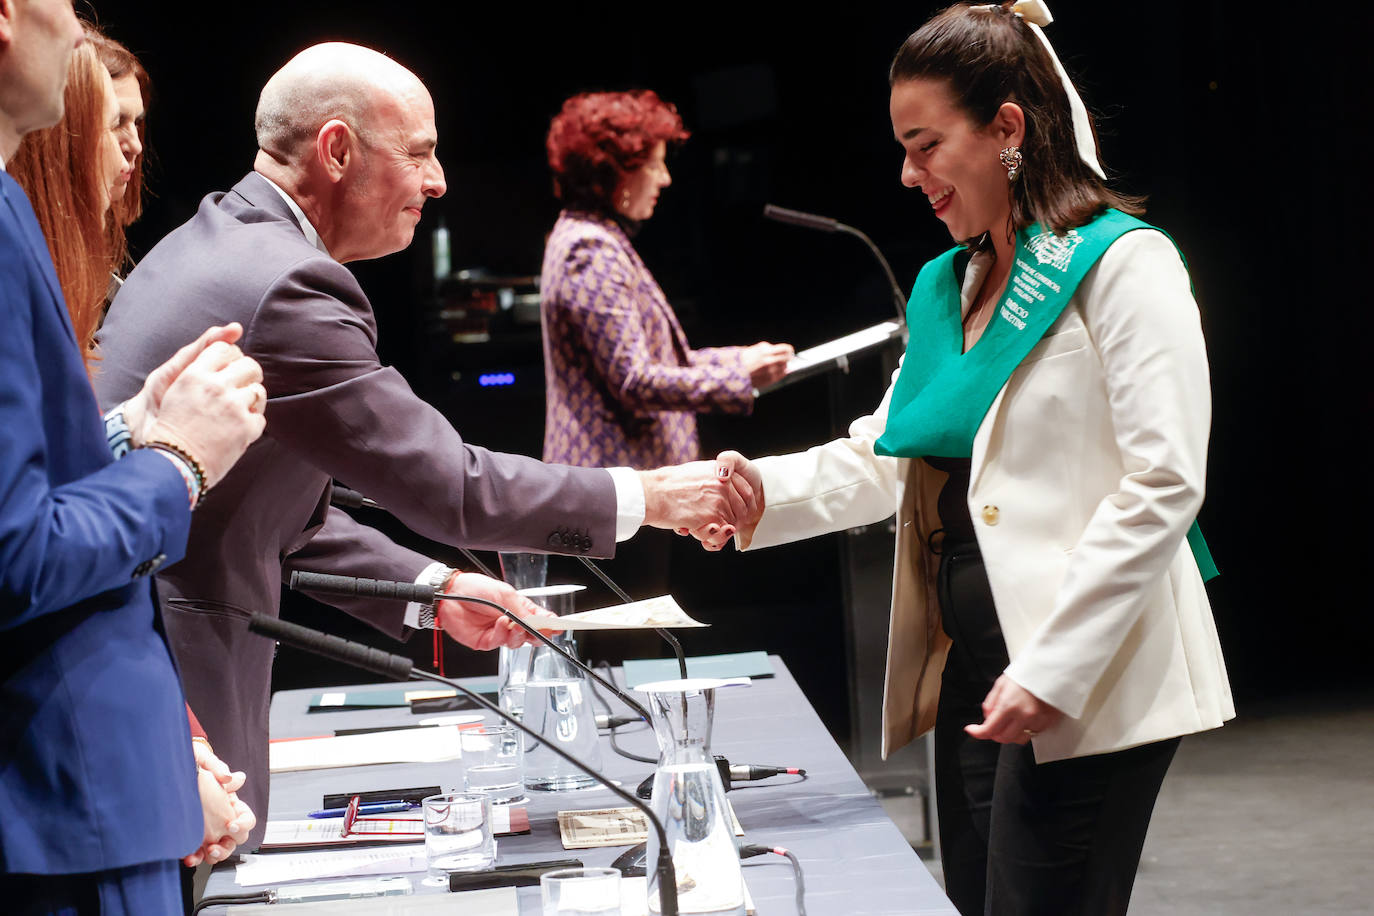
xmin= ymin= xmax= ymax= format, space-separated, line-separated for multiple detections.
xmin=201 ymin=657 xmax=955 ymax=914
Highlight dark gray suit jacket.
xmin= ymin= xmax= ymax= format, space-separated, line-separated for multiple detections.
xmin=95 ymin=172 xmax=617 ymax=848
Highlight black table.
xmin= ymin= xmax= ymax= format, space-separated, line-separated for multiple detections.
xmin=201 ymin=657 xmax=955 ymax=914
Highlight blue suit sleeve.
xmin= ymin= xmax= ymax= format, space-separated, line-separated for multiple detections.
xmin=0 ymin=218 xmax=193 ymax=630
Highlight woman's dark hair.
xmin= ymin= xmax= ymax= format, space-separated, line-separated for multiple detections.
xmin=84 ymin=24 xmax=151 ymax=231
xmin=889 ymin=1 xmax=1143 ymax=238
xmin=545 ymin=90 xmax=689 ymax=214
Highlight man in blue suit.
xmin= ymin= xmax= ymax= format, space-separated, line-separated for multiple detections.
xmin=0 ymin=1 xmax=268 ymax=910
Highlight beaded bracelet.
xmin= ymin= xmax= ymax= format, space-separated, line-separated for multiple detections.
xmin=145 ymin=441 xmax=207 ymax=508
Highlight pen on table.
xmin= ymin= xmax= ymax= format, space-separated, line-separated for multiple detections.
xmin=307 ymin=801 xmax=415 ymax=819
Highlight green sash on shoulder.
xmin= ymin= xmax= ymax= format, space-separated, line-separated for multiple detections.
xmin=876 ymin=209 xmax=1218 ymax=580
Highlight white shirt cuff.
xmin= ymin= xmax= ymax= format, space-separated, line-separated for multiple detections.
xmin=606 ymin=467 xmax=645 ymax=542
xmin=404 ymin=561 xmax=450 ymax=628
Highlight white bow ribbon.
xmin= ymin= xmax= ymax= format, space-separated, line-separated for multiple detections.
xmin=977 ymin=0 xmax=1107 ymax=179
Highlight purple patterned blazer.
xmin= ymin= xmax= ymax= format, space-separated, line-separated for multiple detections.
xmin=541 ymin=210 xmax=753 ymax=469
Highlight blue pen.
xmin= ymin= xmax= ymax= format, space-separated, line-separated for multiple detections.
xmin=307 ymin=801 xmax=414 ymax=819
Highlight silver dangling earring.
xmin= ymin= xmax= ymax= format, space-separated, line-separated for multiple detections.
xmin=999 ymin=146 xmax=1023 ymax=183
xmin=620 ymin=190 xmax=631 ymax=211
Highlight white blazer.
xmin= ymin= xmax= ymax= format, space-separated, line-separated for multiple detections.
xmin=747 ymin=230 xmax=1234 ymax=762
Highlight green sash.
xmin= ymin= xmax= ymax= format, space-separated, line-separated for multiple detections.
xmin=876 ymin=209 xmax=1218 ymax=580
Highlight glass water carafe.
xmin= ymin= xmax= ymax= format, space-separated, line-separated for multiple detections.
xmin=520 ymin=585 xmax=600 ymax=791
xmin=640 ymin=678 xmax=746 ymax=916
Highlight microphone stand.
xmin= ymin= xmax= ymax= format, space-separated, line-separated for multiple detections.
xmin=577 ymin=557 xmax=688 ymax=681
xmin=762 ymin=203 xmax=909 ymax=326
xmin=246 ymin=613 xmax=680 ymax=916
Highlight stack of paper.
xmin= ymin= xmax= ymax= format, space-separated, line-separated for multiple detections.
xmin=269 ymin=724 xmax=462 ymax=772
xmin=235 ymin=846 xmax=426 ymax=886
xmin=226 ymin=885 xmax=517 ymax=914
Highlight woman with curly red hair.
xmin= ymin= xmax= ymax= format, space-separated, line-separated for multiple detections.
xmin=540 ymin=90 xmax=793 ymax=475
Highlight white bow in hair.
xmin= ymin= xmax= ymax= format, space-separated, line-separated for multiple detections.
xmin=976 ymin=0 xmax=1106 ymax=179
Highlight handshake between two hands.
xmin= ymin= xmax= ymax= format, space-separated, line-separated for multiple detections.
xmin=431 ymin=451 xmax=765 ymax=652
xmin=640 ymin=450 xmax=763 ymax=552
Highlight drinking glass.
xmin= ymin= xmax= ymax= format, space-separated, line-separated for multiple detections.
xmin=421 ymin=792 xmax=495 ymax=887
xmin=541 ymin=866 xmax=622 ymax=916
xmin=461 ymin=723 xmax=526 ymax=806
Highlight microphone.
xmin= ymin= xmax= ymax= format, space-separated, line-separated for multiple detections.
xmin=761 ymin=204 xmax=840 ymax=233
xmin=635 ymin=757 xmax=808 ymax=799
xmin=762 ymin=203 xmax=908 ymax=325
xmin=246 ymin=614 xmax=680 ymax=916
xmin=329 ymin=485 xmax=380 ymax=510
xmin=287 ymin=571 xmax=653 ymax=724
xmin=727 ymin=764 xmax=807 ymax=782
xmin=291 ymin=571 xmax=436 ymax=605
xmin=324 ymin=487 xmax=679 ymax=674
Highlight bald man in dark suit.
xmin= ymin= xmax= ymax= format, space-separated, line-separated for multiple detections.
xmin=95 ymin=42 xmax=752 ymax=850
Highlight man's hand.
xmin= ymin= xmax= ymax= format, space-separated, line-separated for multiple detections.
xmin=742 ymin=341 xmax=795 ymax=389
xmin=139 ymin=324 xmax=268 ymax=487
xmin=639 ymin=457 xmax=758 ymax=535
xmin=963 ymin=674 xmax=1063 ymax=745
xmin=436 ymin=572 xmax=556 ymax=651
xmin=183 ymin=742 xmax=256 ymax=867
xmin=688 ymin=451 xmax=763 ymax=551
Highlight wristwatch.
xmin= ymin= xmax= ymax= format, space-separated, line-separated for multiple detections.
xmin=418 ymin=566 xmax=455 ymax=630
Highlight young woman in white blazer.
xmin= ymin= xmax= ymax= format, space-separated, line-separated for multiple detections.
xmin=691 ymin=3 xmax=1234 ymax=913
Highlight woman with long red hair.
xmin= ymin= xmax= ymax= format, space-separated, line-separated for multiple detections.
xmin=6 ymin=37 xmax=124 ymax=373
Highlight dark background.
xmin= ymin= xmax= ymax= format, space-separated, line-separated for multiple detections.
xmin=85 ymin=2 xmax=1369 ymax=743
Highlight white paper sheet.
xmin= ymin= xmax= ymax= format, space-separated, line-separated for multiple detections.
xmin=269 ymin=724 xmax=462 ymax=772
xmin=234 ymin=845 xmax=427 ymax=886
xmin=619 ymin=876 xmax=756 ymax=916
xmin=535 ymin=595 xmax=708 ymax=631
xmin=785 ymin=320 xmax=902 ymax=372
xmin=226 ymin=885 xmax=518 ymax=914
xmin=261 ymin=807 xmax=512 ymax=850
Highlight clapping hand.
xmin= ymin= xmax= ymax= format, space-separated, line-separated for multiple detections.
xmin=122 ymin=323 xmax=267 ymax=488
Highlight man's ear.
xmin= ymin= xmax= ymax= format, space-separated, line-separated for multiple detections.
xmin=993 ymin=101 xmax=1026 ymax=149
xmin=0 ymin=0 xmax=17 ymax=48
xmin=316 ymin=119 xmax=354 ymax=183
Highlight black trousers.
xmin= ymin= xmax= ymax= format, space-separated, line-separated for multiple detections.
xmin=933 ymin=538 xmax=1179 ymax=916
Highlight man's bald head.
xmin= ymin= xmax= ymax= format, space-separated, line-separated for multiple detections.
xmin=251 ymin=41 xmax=445 ymax=264
xmin=254 ymin=42 xmax=424 ymax=163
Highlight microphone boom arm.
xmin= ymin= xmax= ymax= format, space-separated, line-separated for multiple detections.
xmin=436 ymin=590 xmax=655 ymax=725
xmin=762 ymin=203 xmax=908 ymax=324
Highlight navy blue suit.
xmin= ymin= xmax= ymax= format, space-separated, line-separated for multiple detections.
xmin=0 ymin=170 xmax=201 ymax=880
